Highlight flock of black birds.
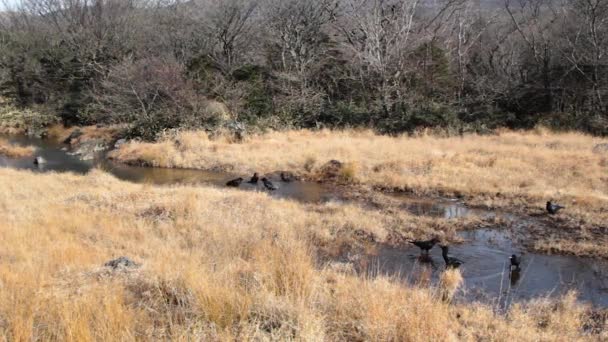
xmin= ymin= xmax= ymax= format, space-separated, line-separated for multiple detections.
xmin=408 ymin=200 xmax=566 ymax=273
xmin=226 ymin=172 xmax=566 ymax=278
xmin=226 ymin=172 xmax=290 ymax=191
xmin=408 ymin=238 xmax=465 ymax=269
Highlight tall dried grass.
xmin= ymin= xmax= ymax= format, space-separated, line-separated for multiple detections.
xmin=110 ymin=129 xmax=608 ymax=232
xmin=0 ymin=138 xmax=35 ymax=158
xmin=0 ymin=168 xmax=601 ymax=340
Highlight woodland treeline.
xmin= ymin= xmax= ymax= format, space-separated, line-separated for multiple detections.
xmin=0 ymin=0 xmax=607 ymax=139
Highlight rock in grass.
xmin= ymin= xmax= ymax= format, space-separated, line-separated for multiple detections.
xmin=114 ymin=138 xmax=127 ymax=149
xmin=104 ymin=256 xmax=140 ymax=270
xmin=63 ymin=128 xmax=83 ymax=144
xmin=592 ymin=143 xmax=608 ymax=154
xmin=68 ymin=139 xmax=108 ymax=161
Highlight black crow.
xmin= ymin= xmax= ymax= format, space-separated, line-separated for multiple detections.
xmin=409 ymin=237 xmax=440 ymax=254
xmin=509 ymin=254 xmax=521 ymax=270
xmin=247 ymin=173 xmax=259 ymax=184
xmin=226 ymin=177 xmax=243 ymax=187
xmin=546 ymin=201 xmax=565 ymax=214
xmin=262 ymin=177 xmax=277 ymax=191
xmin=440 ymin=245 xmax=464 ymax=269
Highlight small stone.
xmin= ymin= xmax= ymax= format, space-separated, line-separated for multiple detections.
xmin=592 ymin=143 xmax=608 ymax=154
xmin=104 ymin=256 xmax=140 ymax=270
xmin=70 ymin=139 xmax=107 ymax=161
xmin=63 ymin=129 xmax=83 ymax=144
xmin=114 ymin=138 xmax=127 ymax=149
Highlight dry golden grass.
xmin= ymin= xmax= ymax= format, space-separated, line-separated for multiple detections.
xmin=534 ymin=238 xmax=608 ymax=259
xmin=47 ymin=124 xmax=125 ymax=145
xmin=439 ymin=268 xmax=463 ymax=303
xmin=110 ymin=128 xmax=608 ymax=228
xmin=0 ymin=168 xmax=603 ymax=340
xmin=0 ymin=138 xmax=34 ymax=158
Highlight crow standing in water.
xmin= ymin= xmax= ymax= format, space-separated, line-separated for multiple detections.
xmin=247 ymin=173 xmax=259 ymax=184
xmin=226 ymin=177 xmax=243 ymax=187
xmin=409 ymin=237 xmax=440 ymax=255
xmin=262 ymin=177 xmax=277 ymax=191
xmin=509 ymin=254 xmax=521 ymax=271
xmin=509 ymin=254 xmax=522 ymax=285
xmin=440 ymin=245 xmax=464 ymax=269
xmin=546 ymin=201 xmax=565 ymax=214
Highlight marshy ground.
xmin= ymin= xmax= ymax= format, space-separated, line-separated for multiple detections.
xmin=0 ymin=168 xmax=607 ymax=340
xmin=110 ymin=128 xmax=608 ymax=258
xmin=0 ymin=128 xmax=607 ymax=340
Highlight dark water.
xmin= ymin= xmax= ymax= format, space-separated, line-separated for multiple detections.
xmin=0 ymin=134 xmax=335 ymax=203
xmin=339 ymin=229 xmax=608 ymax=308
xmin=3 ymin=134 xmax=608 ymax=307
xmin=392 ymin=194 xmax=520 ymax=220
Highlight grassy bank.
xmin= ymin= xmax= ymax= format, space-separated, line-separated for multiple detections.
xmin=0 ymin=168 xmax=603 ymax=340
xmin=110 ymin=129 xmax=608 ymax=227
xmin=0 ymin=138 xmax=34 ymax=158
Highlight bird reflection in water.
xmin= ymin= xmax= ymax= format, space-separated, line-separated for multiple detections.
xmin=417 ymin=254 xmax=438 ymax=271
xmin=510 ymin=268 xmax=521 ymax=286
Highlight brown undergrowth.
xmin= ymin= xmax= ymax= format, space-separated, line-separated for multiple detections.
xmin=0 ymin=138 xmax=35 ymax=158
xmin=0 ymin=168 xmax=604 ymax=340
xmin=109 ymin=128 xmax=608 ymax=242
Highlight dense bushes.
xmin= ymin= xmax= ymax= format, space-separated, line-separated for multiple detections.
xmin=0 ymin=0 xmax=606 ymax=139
xmin=86 ymin=57 xmax=228 ymax=139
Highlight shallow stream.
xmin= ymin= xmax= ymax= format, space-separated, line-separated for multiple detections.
xmin=2 ymin=134 xmax=607 ymax=308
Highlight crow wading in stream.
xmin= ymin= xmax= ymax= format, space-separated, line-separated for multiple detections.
xmin=440 ymin=245 xmax=464 ymax=269
xmin=226 ymin=177 xmax=243 ymax=187
xmin=247 ymin=173 xmax=259 ymax=184
xmin=409 ymin=237 xmax=440 ymax=255
xmin=509 ymin=254 xmax=521 ymax=271
xmin=262 ymin=177 xmax=277 ymax=191
xmin=546 ymin=201 xmax=565 ymax=214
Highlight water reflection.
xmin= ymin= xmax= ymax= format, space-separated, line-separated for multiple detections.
xmin=0 ymin=134 xmax=333 ymax=203
xmin=3 ymin=134 xmax=608 ymax=307
xmin=334 ymin=229 xmax=608 ymax=308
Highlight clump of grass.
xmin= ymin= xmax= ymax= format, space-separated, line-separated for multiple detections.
xmin=303 ymin=155 xmax=317 ymax=172
xmin=47 ymin=124 xmax=126 ymax=146
xmin=438 ymin=268 xmax=463 ymax=303
xmin=108 ymin=139 xmax=176 ymax=167
xmin=533 ymin=238 xmax=608 ymax=259
xmin=339 ymin=162 xmax=358 ymax=183
xmin=0 ymin=139 xmax=35 ymax=158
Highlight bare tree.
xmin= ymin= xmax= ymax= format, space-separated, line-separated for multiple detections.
xmin=559 ymin=0 xmax=608 ymax=112
xmin=338 ymin=0 xmax=422 ymax=115
xmin=0 ymin=0 xmax=606 ymax=135
xmin=266 ymin=0 xmax=339 ymax=80
xmin=197 ymin=0 xmax=260 ymax=72
xmin=504 ymin=0 xmax=560 ymax=112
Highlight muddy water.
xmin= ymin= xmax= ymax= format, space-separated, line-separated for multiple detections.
xmin=2 ymin=134 xmax=608 ymax=307
xmin=341 ymin=229 xmax=608 ymax=308
xmin=0 ymin=134 xmax=335 ymax=203
xmin=392 ymin=193 xmax=519 ymax=220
